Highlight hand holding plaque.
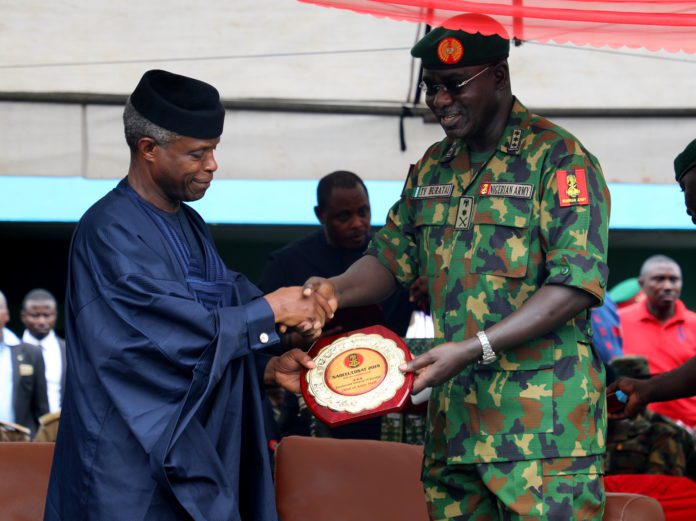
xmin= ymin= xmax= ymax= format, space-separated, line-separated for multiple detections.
xmin=300 ymin=325 xmax=413 ymax=427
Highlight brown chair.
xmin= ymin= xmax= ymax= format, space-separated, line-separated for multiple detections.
xmin=274 ymin=436 xmax=665 ymax=521
xmin=0 ymin=438 xmax=665 ymax=521
xmin=0 ymin=442 xmax=54 ymax=521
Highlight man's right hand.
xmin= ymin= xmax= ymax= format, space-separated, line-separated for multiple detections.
xmin=265 ymin=286 xmax=336 ymax=335
xmin=606 ymin=377 xmax=650 ymax=420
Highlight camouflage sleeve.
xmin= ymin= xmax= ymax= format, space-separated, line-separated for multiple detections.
xmin=539 ymin=143 xmax=610 ymax=303
xmin=365 ymin=164 xmax=420 ymax=287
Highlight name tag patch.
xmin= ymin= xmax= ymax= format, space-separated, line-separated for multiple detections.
xmin=556 ymin=169 xmax=590 ymax=207
xmin=479 ymin=183 xmax=534 ymax=199
xmin=412 ymin=184 xmax=454 ymax=199
xmin=454 ymin=197 xmax=474 ymax=230
xmin=19 ymin=364 xmax=34 ymax=377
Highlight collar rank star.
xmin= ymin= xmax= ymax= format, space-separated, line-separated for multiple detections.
xmin=479 ymin=183 xmax=534 ymax=199
xmin=556 ymin=169 xmax=590 ymax=206
xmin=412 ymin=184 xmax=454 ymax=199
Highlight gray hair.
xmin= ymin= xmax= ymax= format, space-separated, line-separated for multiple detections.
xmin=123 ymin=97 xmax=181 ymax=151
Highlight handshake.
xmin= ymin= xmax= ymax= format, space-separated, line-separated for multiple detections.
xmin=264 ymin=278 xmax=338 ymax=341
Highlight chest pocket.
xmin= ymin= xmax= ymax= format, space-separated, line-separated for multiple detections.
xmin=469 ymin=197 xmax=532 ymax=278
xmin=412 ymin=198 xmax=451 ymax=275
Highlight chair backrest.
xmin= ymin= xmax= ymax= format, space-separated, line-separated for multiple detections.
xmin=0 ymin=442 xmax=54 ymax=521
xmin=275 ymin=436 xmax=665 ymax=521
xmin=275 ymin=436 xmax=429 ymax=521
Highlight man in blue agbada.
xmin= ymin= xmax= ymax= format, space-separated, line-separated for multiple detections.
xmin=44 ymin=70 xmax=335 ymax=521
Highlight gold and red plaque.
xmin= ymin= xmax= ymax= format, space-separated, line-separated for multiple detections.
xmin=300 ymin=325 xmax=413 ymax=427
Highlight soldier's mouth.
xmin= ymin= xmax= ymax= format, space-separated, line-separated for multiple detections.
xmin=440 ymin=113 xmax=462 ymax=128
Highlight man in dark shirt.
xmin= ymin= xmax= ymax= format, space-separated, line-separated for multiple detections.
xmin=260 ymin=171 xmax=415 ymax=439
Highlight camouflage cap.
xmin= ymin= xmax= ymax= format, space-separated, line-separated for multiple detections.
xmin=610 ymin=355 xmax=650 ymax=379
xmin=411 ymin=14 xmax=510 ymax=69
xmin=674 ymin=138 xmax=696 ymax=182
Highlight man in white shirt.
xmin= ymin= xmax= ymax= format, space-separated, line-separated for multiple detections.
xmin=21 ymin=289 xmax=66 ymax=413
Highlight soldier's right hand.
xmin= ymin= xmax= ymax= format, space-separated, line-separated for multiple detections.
xmin=265 ymin=286 xmax=335 ymax=334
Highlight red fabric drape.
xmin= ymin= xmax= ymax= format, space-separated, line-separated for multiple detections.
xmin=298 ymin=0 xmax=696 ymax=53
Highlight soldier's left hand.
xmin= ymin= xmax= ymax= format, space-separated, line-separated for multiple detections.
xmin=265 ymin=348 xmax=316 ymax=393
xmin=400 ymin=339 xmax=481 ymax=394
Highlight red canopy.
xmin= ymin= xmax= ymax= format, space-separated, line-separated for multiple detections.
xmin=298 ymin=0 xmax=696 ymax=53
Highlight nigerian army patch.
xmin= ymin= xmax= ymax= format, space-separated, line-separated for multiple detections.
xmin=454 ymin=196 xmax=474 ymax=230
xmin=556 ymin=169 xmax=590 ymax=207
xmin=412 ymin=184 xmax=454 ymax=199
xmin=479 ymin=182 xmax=534 ymax=199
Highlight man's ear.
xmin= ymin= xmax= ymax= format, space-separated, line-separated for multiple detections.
xmin=137 ymin=137 xmax=158 ymax=163
xmin=493 ymin=61 xmax=510 ymax=91
xmin=314 ymin=205 xmax=324 ymax=224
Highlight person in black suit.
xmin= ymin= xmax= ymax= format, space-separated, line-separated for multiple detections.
xmin=0 ymin=290 xmax=49 ymax=435
xmin=21 ymin=288 xmax=66 ymax=412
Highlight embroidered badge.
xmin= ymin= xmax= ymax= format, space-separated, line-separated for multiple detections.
xmin=556 ymin=169 xmax=590 ymax=207
xmin=479 ymin=183 xmax=534 ymax=199
xmin=437 ymin=37 xmax=464 ymax=65
xmin=454 ymin=196 xmax=474 ymax=230
xmin=19 ymin=363 xmax=34 ymax=377
xmin=412 ymin=184 xmax=454 ymax=199
xmin=508 ymin=128 xmax=522 ymax=153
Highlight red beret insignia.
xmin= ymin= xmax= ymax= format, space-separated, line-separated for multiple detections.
xmin=437 ymin=37 xmax=464 ymax=64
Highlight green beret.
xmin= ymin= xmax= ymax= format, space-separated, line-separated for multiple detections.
xmin=610 ymin=356 xmax=650 ymax=380
xmin=608 ymin=277 xmax=640 ymax=304
xmin=411 ymin=14 xmax=510 ymax=69
xmin=130 ymin=69 xmax=225 ymax=139
xmin=674 ymin=138 xmax=696 ymax=182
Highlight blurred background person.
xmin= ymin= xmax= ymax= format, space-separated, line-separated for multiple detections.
xmin=21 ymin=288 xmax=66 ymax=413
xmin=620 ymin=255 xmax=696 ymax=428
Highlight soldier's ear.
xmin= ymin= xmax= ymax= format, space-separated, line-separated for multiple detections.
xmin=314 ymin=205 xmax=324 ymax=224
xmin=492 ymin=61 xmax=510 ymax=91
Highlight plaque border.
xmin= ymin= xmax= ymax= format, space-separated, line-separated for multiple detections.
xmin=300 ymin=325 xmax=414 ymax=427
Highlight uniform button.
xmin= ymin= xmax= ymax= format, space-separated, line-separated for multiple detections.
xmin=259 ymin=332 xmax=269 ymax=344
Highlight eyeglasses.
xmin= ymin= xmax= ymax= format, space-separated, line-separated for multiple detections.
xmin=419 ymin=65 xmax=492 ymax=97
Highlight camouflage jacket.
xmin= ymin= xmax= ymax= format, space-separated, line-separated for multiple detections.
xmin=605 ymin=411 xmax=695 ymax=477
xmin=367 ymin=99 xmax=610 ymax=464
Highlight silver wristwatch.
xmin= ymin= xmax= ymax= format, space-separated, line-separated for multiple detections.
xmin=476 ymin=331 xmax=497 ymax=365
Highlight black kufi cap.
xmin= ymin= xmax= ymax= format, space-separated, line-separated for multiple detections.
xmin=674 ymin=138 xmax=696 ymax=182
xmin=130 ymin=69 xmax=224 ymax=139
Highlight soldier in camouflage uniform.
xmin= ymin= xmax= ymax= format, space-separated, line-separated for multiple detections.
xmin=605 ymin=356 xmax=696 ymax=479
xmin=304 ymin=13 xmax=610 ymax=520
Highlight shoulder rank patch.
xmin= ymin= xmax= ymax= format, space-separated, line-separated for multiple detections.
xmin=479 ymin=182 xmax=534 ymax=199
xmin=412 ymin=184 xmax=454 ymax=199
xmin=556 ymin=169 xmax=590 ymax=206
xmin=454 ymin=196 xmax=474 ymax=230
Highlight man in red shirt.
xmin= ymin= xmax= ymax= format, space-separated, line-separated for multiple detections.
xmin=620 ymin=255 xmax=696 ymax=427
